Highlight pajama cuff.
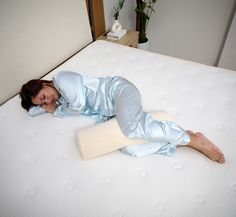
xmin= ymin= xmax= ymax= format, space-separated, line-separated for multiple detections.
xmin=181 ymin=132 xmax=191 ymax=145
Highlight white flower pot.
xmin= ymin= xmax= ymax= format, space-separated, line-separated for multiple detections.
xmin=138 ymin=40 xmax=149 ymax=51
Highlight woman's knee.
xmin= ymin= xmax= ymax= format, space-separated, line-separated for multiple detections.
xmin=120 ymin=121 xmax=142 ymax=139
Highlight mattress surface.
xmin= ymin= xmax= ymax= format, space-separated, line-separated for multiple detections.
xmin=0 ymin=40 xmax=236 ymax=217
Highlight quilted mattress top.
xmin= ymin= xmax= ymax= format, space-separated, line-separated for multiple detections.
xmin=0 ymin=40 xmax=236 ymax=217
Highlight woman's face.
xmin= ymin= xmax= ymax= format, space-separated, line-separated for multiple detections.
xmin=32 ymin=85 xmax=59 ymax=106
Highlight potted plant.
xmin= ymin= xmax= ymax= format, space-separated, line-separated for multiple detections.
xmin=111 ymin=0 xmax=125 ymax=33
xmin=135 ymin=0 xmax=157 ymax=49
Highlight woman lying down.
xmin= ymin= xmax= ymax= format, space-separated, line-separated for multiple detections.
xmin=20 ymin=71 xmax=225 ymax=163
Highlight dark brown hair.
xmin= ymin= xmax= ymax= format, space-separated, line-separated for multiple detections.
xmin=20 ymin=79 xmax=51 ymax=111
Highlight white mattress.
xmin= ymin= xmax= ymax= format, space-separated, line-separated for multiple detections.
xmin=1 ymin=40 xmax=236 ymax=217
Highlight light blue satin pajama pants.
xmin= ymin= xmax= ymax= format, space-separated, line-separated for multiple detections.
xmin=111 ymin=77 xmax=190 ymax=157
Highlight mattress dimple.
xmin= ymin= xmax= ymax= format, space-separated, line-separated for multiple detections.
xmin=0 ymin=40 xmax=236 ymax=217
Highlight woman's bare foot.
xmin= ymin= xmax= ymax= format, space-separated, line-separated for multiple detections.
xmin=187 ymin=132 xmax=225 ymax=163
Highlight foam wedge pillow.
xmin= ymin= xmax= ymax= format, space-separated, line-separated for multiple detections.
xmin=77 ymin=111 xmax=173 ymax=160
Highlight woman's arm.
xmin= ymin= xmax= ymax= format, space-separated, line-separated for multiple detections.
xmin=52 ymin=71 xmax=86 ymax=117
xmin=28 ymin=71 xmax=86 ymax=117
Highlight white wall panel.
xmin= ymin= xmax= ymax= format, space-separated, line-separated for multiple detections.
xmin=148 ymin=0 xmax=235 ymax=66
xmin=218 ymin=10 xmax=236 ymax=71
xmin=0 ymin=0 xmax=92 ymax=104
xmin=103 ymin=0 xmax=236 ymax=68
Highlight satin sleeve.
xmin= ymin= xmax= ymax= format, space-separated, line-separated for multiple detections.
xmin=52 ymin=71 xmax=86 ymax=117
xmin=28 ymin=105 xmax=47 ymax=116
xmin=53 ymin=104 xmax=82 ymax=117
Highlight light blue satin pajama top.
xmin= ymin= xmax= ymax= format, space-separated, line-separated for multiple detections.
xmin=29 ymin=71 xmax=190 ymax=157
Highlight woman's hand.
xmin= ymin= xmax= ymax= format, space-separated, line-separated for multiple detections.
xmin=41 ymin=102 xmax=58 ymax=113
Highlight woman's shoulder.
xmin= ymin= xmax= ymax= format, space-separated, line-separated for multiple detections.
xmin=52 ymin=71 xmax=84 ymax=93
xmin=53 ymin=71 xmax=84 ymax=85
xmin=54 ymin=70 xmax=82 ymax=80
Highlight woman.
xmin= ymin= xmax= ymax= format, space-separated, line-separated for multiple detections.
xmin=20 ymin=71 xmax=225 ymax=163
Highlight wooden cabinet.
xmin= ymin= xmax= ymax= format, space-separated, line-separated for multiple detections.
xmin=97 ymin=31 xmax=139 ymax=48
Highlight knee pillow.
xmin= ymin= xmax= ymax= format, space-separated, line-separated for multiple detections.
xmin=77 ymin=111 xmax=173 ymax=160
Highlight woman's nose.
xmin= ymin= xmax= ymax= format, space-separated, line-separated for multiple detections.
xmin=43 ymin=98 xmax=50 ymax=105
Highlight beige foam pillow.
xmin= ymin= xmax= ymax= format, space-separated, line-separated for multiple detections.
xmin=77 ymin=111 xmax=173 ymax=160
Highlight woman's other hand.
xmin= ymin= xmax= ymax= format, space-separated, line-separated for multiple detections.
xmin=42 ymin=102 xmax=58 ymax=113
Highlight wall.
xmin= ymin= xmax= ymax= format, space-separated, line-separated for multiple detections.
xmin=218 ymin=11 xmax=236 ymax=71
xmin=103 ymin=0 xmax=136 ymax=31
xmin=103 ymin=0 xmax=236 ymax=71
xmin=0 ymin=0 xmax=92 ymax=104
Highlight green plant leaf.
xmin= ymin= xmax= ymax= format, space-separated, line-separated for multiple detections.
xmin=140 ymin=2 xmax=147 ymax=10
xmin=147 ymin=5 xmax=155 ymax=13
xmin=136 ymin=0 xmax=158 ymax=42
